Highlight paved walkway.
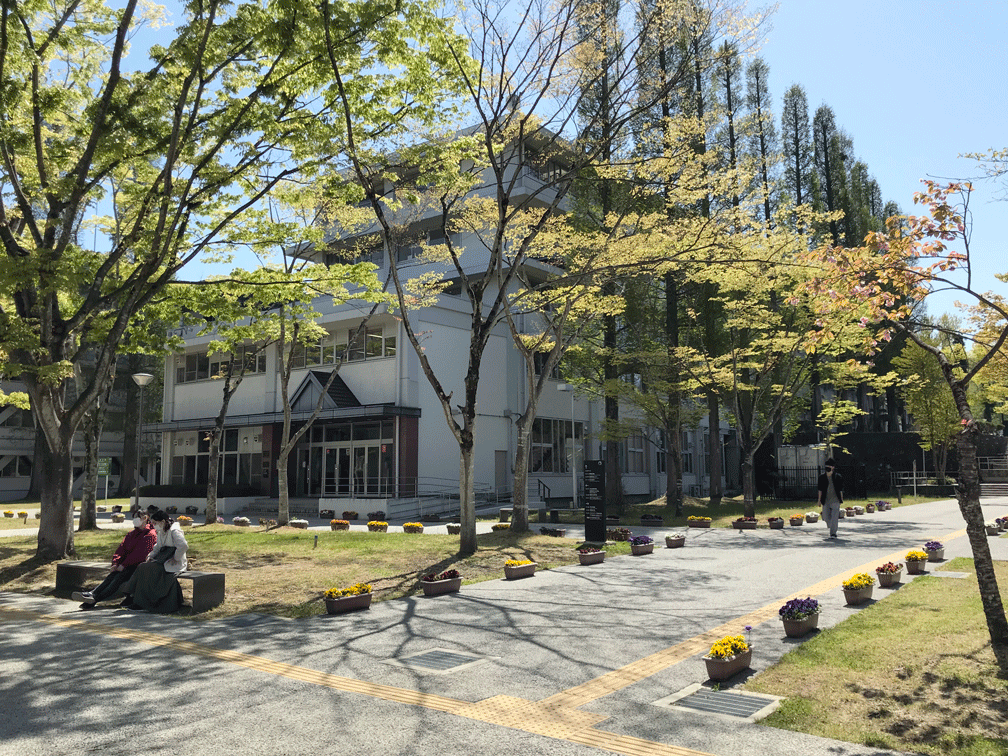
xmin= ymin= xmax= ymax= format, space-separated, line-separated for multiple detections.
xmin=2 ymin=497 xmax=1008 ymax=756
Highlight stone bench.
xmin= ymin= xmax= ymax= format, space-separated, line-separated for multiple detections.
xmin=55 ymin=561 xmax=225 ymax=614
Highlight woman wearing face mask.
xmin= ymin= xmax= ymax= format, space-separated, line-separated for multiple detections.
xmin=119 ymin=510 xmax=189 ymax=612
xmin=71 ymin=508 xmax=158 ymax=609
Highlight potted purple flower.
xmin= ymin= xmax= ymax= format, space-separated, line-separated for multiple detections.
xmin=421 ymin=569 xmax=462 ymax=596
xmin=778 ymin=597 xmax=820 ymax=637
xmin=924 ymin=540 xmax=945 ymax=562
xmin=732 ymin=516 xmax=758 ymax=530
xmin=577 ymin=546 xmax=606 ymax=565
xmin=630 ymin=535 xmax=654 ymax=556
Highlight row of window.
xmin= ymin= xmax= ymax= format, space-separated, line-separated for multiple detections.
xmin=176 ymin=345 xmax=267 ymax=384
xmin=529 ymin=418 xmax=583 ymax=474
xmin=175 ymin=328 xmax=397 ymax=384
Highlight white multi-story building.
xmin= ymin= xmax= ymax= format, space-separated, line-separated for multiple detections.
xmin=153 ymin=136 xmax=735 ymax=518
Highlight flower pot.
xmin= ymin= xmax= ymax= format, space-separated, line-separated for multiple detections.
xmin=843 ymin=585 xmax=874 ymax=605
xmin=877 ymin=569 xmax=903 ymax=587
xmin=111 ymin=513 xmax=125 ymax=523
xmin=866 ymin=505 xmax=875 ymax=513
xmin=3 ymin=512 xmax=12 ymax=518
xmin=665 ymin=535 xmax=686 ymax=548
xmin=927 ymin=548 xmax=945 ymax=562
xmin=854 ymin=506 xmax=865 ymax=515
xmin=505 ymin=562 xmax=538 ymax=579
xmin=112 ymin=505 xmax=122 ymax=513
xmin=367 ymin=524 xmax=388 ymax=533
xmin=987 ymin=525 xmax=1000 ymax=536
xmin=906 ymin=558 xmax=927 ymax=575
xmin=325 ymin=592 xmax=372 ymax=615
xmin=703 ymin=647 xmax=752 ymax=682
xmin=166 ymin=506 xmax=178 ymax=514
xmin=732 ymin=520 xmax=757 ymax=530
xmin=640 ymin=516 xmax=663 ymax=526
xmin=422 ymin=577 xmax=462 ymax=596
xmin=790 ymin=518 xmax=803 ymax=527
xmin=687 ymin=521 xmax=711 ymax=528
xmin=630 ymin=543 xmax=655 ymax=556
xmin=446 ymin=523 xmax=461 ymax=534
xmin=578 ymin=550 xmax=605 ymax=566
xmin=781 ymin=613 xmax=819 ymax=638
xmin=805 ymin=514 xmax=819 ymax=523
xmin=768 ymin=520 xmax=784 ymax=529
xmin=845 ymin=508 xmax=855 ymax=516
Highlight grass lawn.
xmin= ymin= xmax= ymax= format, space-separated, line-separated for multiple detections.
xmin=545 ymin=493 xmax=939 ymax=528
xmin=745 ymin=557 xmax=1008 ymax=756
xmin=0 ymin=524 xmax=629 ymax=620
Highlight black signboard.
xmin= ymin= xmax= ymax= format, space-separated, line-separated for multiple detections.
xmin=583 ymin=459 xmax=606 ymax=543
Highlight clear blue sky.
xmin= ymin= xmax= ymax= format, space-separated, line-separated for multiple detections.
xmin=756 ymin=0 xmax=1007 ymax=317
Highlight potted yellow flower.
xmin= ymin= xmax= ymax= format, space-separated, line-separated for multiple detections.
xmin=504 ymin=559 xmax=537 ymax=580
xmin=842 ymin=573 xmax=875 ymax=605
xmin=905 ymin=550 xmax=928 ymax=574
xmin=687 ymin=516 xmax=711 ymax=529
xmin=324 ymin=582 xmax=372 ymax=614
xmin=703 ymin=634 xmax=752 ymax=681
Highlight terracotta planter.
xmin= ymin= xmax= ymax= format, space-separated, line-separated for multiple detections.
xmin=732 ymin=520 xmax=757 ymax=530
xmin=422 ymin=577 xmax=462 ymax=596
xmin=325 ymin=592 xmax=372 ymax=615
xmin=630 ymin=543 xmax=655 ymax=556
xmin=927 ymin=548 xmax=945 ymax=562
xmin=877 ymin=569 xmax=903 ymax=587
xmin=781 ymin=613 xmax=819 ymax=638
xmin=906 ymin=559 xmax=927 ymax=575
xmin=805 ymin=514 xmax=820 ymax=523
xmin=843 ymin=585 xmax=874 ymax=605
xmin=665 ymin=536 xmax=686 ymax=548
xmin=578 ymin=550 xmax=605 ymax=566
xmin=790 ymin=518 xmax=804 ymax=527
xmin=504 ymin=562 xmax=538 ymax=579
xmin=687 ymin=521 xmax=711 ymax=528
xmin=703 ymin=647 xmax=752 ymax=681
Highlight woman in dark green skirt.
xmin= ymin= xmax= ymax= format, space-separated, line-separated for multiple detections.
xmin=120 ymin=510 xmax=189 ymax=612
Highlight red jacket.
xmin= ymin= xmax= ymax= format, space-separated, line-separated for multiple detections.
xmin=111 ymin=524 xmax=158 ymax=567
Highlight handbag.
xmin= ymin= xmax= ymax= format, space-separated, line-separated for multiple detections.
xmin=152 ymin=545 xmax=176 ymax=564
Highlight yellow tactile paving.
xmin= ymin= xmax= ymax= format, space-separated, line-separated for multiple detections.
xmin=0 ymin=525 xmax=966 ymax=756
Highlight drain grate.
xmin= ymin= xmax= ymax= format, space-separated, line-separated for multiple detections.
xmin=391 ymin=648 xmax=485 ymax=673
xmin=671 ymin=688 xmax=779 ymax=720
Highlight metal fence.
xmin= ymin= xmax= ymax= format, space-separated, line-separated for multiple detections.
xmin=761 ymin=464 xmax=867 ymax=501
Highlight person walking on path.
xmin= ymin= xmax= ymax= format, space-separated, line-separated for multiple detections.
xmin=818 ymin=457 xmax=844 ymax=539
xmin=71 ymin=509 xmax=157 ymax=609
xmin=119 ymin=510 xmax=188 ymax=613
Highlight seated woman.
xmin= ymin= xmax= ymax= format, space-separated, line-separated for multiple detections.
xmin=119 ymin=510 xmax=188 ymax=613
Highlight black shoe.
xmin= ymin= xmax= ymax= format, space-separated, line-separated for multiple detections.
xmin=830 ymin=534 xmax=837 ymax=539
xmin=120 ymin=597 xmax=134 ymax=608
xmin=79 ymin=602 xmax=95 ymax=610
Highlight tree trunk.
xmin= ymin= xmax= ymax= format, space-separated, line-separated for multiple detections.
xmin=459 ymin=439 xmax=477 ymax=555
xmin=206 ymin=429 xmax=222 ymax=525
xmin=79 ymin=414 xmax=99 ymax=531
xmin=277 ymin=449 xmax=290 ymax=526
xmin=741 ymin=450 xmax=756 ymax=519
xmin=708 ymin=392 xmax=722 ymax=505
xmin=27 ymin=427 xmax=46 ymax=500
xmin=36 ymin=440 xmax=76 ymax=560
xmin=512 ymin=421 xmax=531 ymax=533
xmin=955 ymin=411 xmax=1008 ymax=672
xmin=667 ymin=421 xmax=683 ymax=515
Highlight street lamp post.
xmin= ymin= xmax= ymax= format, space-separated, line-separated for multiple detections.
xmin=558 ymin=383 xmax=576 ymax=507
xmin=132 ymin=373 xmax=154 ymax=513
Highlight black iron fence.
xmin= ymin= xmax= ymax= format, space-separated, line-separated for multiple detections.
xmin=759 ymin=464 xmax=867 ymax=501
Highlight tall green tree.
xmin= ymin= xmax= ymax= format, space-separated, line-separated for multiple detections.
xmin=0 ymin=0 xmax=427 ymax=560
xmin=745 ymin=57 xmax=779 ymax=226
xmin=780 ymin=84 xmax=814 ymax=210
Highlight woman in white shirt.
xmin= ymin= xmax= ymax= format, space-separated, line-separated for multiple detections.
xmin=120 ymin=510 xmax=189 ymax=612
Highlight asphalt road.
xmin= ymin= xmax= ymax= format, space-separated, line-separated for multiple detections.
xmin=2 ymin=496 xmax=1006 ymax=756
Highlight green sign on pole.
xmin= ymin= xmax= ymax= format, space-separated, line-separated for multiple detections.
xmin=97 ymin=457 xmax=111 ymax=477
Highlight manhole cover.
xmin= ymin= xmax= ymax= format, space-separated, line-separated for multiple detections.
xmin=389 ymin=648 xmax=485 ymax=674
xmin=656 ymin=684 xmax=781 ymax=722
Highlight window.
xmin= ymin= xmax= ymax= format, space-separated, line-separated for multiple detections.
xmin=533 ymin=352 xmax=560 ymax=380
xmin=177 ymin=346 xmax=266 ymax=384
xmin=704 ymin=431 xmax=711 ymax=476
xmin=681 ymin=430 xmax=693 ymax=474
xmin=626 ymin=432 xmax=645 ymax=474
xmin=529 ymin=418 xmax=582 ymax=474
xmin=347 ymin=327 xmax=395 ymax=362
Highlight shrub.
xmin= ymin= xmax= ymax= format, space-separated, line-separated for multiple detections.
xmin=842 ymin=573 xmax=874 ymax=590
xmin=779 ymin=597 xmax=819 ymax=621
xmin=324 ymin=582 xmax=371 ymax=599
xmin=422 ymin=569 xmax=460 ymax=582
xmin=707 ymin=635 xmax=748 ymax=660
